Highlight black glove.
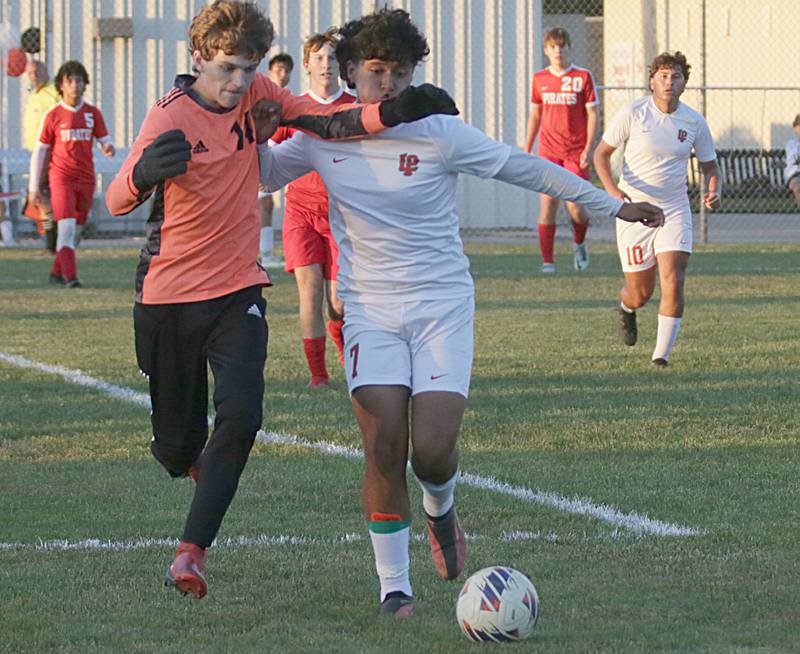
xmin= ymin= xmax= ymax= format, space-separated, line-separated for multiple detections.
xmin=617 ymin=201 xmax=665 ymax=228
xmin=132 ymin=129 xmax=192 ymax=193
xmin=378 ymin=84 xmax=459 ymax=127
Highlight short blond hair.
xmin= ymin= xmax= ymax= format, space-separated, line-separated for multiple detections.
xmin=303 ymin=28 xmax=339 ymax=65
xmin=189 ymin=0 xmax=274 ymax=61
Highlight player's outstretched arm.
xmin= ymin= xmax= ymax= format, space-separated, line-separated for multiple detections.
xmin=268 ymin=76 xmax=458 ymax=140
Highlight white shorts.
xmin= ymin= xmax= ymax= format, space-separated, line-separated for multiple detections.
xmin=342 ymin=296 xmax=475 ymax=398
xmin=616 ymin=201 xmax=692 ymax=272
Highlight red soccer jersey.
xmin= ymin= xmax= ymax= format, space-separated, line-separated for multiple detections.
xmin=272 ymin=89 xmax=357 ymax=209
xmin=531 ymin=65 xmax=597 ymax=157
xmin=38 ymin=101 xmax=109 ymax=185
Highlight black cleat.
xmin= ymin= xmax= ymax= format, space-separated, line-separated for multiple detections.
xmin=618 ymin=308 xmax=637 ymax=346
xmin=48 ymin=273 xmax=65 ymax=285
xmin=651 ymin=358 xmax=669 ymax=367
xmin=380 ymin=591 xmax=414 ymax=618
xmin=64 ymin=278 xmax=82 ymax=288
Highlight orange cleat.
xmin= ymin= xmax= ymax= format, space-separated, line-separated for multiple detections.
xmin=164 ymin=542 xmax=207 ymax=599
xmin=425 ymin=506 xmax=466 ymax=580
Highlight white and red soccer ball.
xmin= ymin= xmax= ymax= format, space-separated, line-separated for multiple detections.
xmin=456 ymin=565 xmax=539 ymax=642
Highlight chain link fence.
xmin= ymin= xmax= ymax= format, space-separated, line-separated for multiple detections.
xmin=1 ymin=0 xmax=798 ymax=244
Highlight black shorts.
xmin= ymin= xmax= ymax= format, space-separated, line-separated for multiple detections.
xmin=134 ymin=285 xmax=268 ymax=475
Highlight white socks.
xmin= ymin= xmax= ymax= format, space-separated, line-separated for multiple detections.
xmin=416 ymin=473 xmax=457 ymax=518
xmin=259 ymin=226 xmax=274 ymax=256
xmin=652 ymin=314 xmax=682 ymax=361
xmin=369 ymin=527 xmax=412 ymax=601
xmin=0 ymin=220 xmax=13 ymax=245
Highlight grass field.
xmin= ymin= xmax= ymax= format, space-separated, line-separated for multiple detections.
xmin=1 ymin=242 xmax=798 ymax=653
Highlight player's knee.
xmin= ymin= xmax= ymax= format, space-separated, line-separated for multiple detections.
xmin=411 ymin=442 xmax=456 ymax=479
xmin=366 ymin=438 xmax=407 ymax=478
xmin=150 ymin=436 xmax=205 ymax=478
xmin=217 ymin=398 xmax=262 ymax=442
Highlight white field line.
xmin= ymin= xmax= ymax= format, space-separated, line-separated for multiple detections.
xmin=0 ymin=351 xmax=706 ymax=538
xmin=0 ymin=529 xmax=627 ymax=553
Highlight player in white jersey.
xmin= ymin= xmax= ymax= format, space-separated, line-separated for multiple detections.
xmin=594 ymin=51 xmax=720 ymax=366
xmin=785 ymin=114 xmax=800 ymax=206
xmin=257 ymin=8 xmax=663 ymax=618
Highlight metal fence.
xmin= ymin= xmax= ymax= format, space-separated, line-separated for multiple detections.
xmin=1 ymin=0 xmax=798 ymax=243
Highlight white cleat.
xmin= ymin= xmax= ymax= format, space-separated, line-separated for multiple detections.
xmin=259 ymin=254 xmax=284 ymax=269
xmin=540 ymin=262 xmax=556 ymax=274
xmin=573 ymin=243 xmax=589 ymax=271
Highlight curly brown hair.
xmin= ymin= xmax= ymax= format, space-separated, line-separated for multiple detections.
xmin=335 ymin=8 xmax=429 ymax=87
xmin=55 ymin=60 xmax=89 ymax=96
xmin=649 ymin=51 xmax=691 ymax=82
xmin=189 ymin=0 xmax=274 ymax=62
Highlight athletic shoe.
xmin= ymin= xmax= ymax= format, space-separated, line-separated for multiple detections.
xmin=259 ymin=254 xmax=284 ymax=269
xmin=425 ymin=506 xmax=466 ymax=580
xmin=48 ymin=273 xmax=65 ymax=285
xmin=652 ymin=357 xmax=669 ymax=367
xmin=164 ymin=542 xmax=207 ymax=599
xmin=308 ymin=375 xmax=330 ymax=388
xmin=618 ymin=308 xmax=637 ymax=346
xmin=64 ymin=278 xmax=82 ymax=288
xmin=380 ymin=591 xmax=414 ymax=618
xmin=540 ymin=262 xmax=556 ymax=274
xmin=573 ymin=242 xmax=589 ymax=271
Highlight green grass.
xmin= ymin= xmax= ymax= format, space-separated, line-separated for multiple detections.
xmin=1 ymin=242 xmax=798 ymax=653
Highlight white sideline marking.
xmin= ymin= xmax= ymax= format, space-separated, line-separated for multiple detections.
xmin=0 ymin=352 xmax=706 ymax=538
xmin=0 ymin=530 xmax=633 ymax=553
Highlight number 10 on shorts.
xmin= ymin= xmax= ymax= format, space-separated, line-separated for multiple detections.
xmin=626 ymin=245 xmax=644 ymax=266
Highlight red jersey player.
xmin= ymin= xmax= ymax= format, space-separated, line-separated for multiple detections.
xmin=28 ymin=60 xmax=115 ymax=287
xmin=270 ymin=29 xmax=355 ymax=387
xmin=105 ymin=0 xmax=456 ymax=600
xmin=258 ymin=52 xmax=293 ymax=268
xmin=524 ymin=27 xmax=598 ymax=273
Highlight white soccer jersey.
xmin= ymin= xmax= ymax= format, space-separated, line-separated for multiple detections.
xmin=262 ymin=115 xmax=622 ymax=303
xmin=785 ymin=138 xmax=800 ymax=183
xmin=602 ymin=96 xmax=716 ymax=204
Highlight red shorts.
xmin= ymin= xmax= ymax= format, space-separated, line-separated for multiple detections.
xmin=50 ymin=178 xmax=95 ymax=224
xmin=537 ymin=149 xmax=590 ymax=180
xmin=282 ymin=201 xmax=339 ymax=281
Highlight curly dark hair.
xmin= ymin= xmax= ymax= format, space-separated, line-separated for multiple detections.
xmin=55 ymin=60 xmax=89 ymax=96
xmin=649 ymin=51 xmax=691 ymax=82
xmin=336 ymin=8 xmax=429 ymax=87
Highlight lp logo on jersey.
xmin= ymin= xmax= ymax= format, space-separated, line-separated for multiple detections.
xmin=677 ymin=129 xmax=688 ymax=143
xmin=399 ymin=153 xmax=420 ymax=176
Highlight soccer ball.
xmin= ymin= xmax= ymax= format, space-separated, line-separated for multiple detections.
xmin=455 ymin=566 xmax=539 ymax=642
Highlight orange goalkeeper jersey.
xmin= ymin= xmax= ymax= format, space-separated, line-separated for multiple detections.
xmin=106 ymin=73 xmax=383 ymax=304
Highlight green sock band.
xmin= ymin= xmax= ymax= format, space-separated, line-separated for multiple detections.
xmin=368 ymin=519 xmax=411 ymax=534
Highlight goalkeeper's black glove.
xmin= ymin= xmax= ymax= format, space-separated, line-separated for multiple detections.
xmin=617 ymin=201 xmax=665 ymax=228
xmin=378 ymin=84 xmax=459 ymax=127
xmin=132 ymin=129 xmax=192 ymax=193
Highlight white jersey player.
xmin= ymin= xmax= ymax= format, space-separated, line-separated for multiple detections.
xmin=258 ymin=8 xmax=663 ymax=619
xmin=785 ymin=114 xmax=800 ymax=206
xmin=595 ymin=51 xmax=720 ymax=366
